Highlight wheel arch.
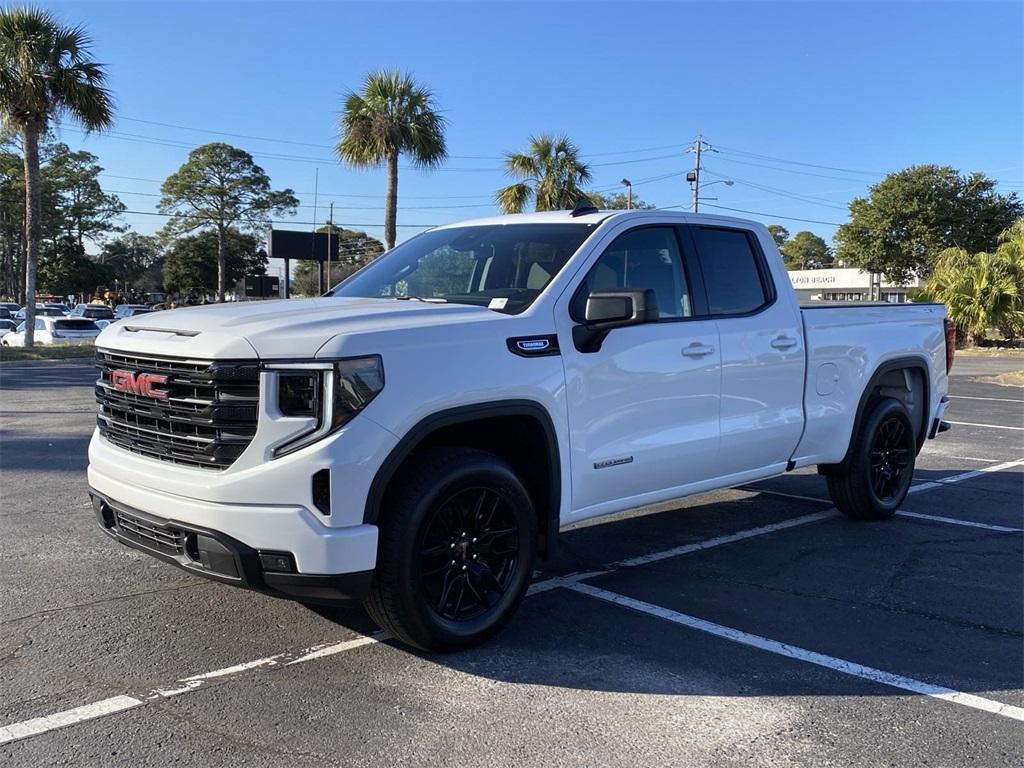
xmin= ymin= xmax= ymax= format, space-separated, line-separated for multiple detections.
xmin=364 ymin=400 xmax=562 ymax=557
xmin=823 ymin=356 xmax=932 ymax=472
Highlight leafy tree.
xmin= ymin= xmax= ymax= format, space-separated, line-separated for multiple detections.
xmin=291 ymin=225 xmax=384 ymax=296
xmin=587 ymin=190 xmax=655 ymax=210
xmin=158 ymin=142 xmax=297 ymax=301
xmin=780 ymin=231 xmax=832 ymax=270
xmin=496 ymin=134 xmax=592 ymax=214
xmin=162 ymin=228 xmax=267 ymax=296
xmin=337 ymin=70 xmax=447 ymax=250
xmin=767 ymin=224 xmax=790 ymax=249
xmin=37 ymin=236 xmax=112 ymax=298
xmin=45 ymin=143 xmax=124 ymax=248
xmin=835 ymin=165 xmax=1023 ymax=283
xmin=1 ymin=137 xmax=125 ymax=299
xmin=0 ymin=6 xmax=113 ymax=346
xmin=0 ymin=139 xmax=23 ymax=300
xmin=100 ymin=232 xmax=159 ymax=286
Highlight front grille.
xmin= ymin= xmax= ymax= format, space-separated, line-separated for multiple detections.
xmin=113 ymin=506 xmax=187 ymax=556
xmin=95 ymin=349 xmax=260 ymax=470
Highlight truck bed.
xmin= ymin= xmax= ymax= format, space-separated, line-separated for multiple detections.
xmin=792 ymin=301 xmax=948 ymax=467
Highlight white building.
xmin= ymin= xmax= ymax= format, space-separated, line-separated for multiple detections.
xmin=788 ymin=268 xmax=923 ymax=303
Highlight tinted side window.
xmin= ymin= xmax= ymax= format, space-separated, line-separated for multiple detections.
xmin=574 ymin=227 xmax=693 ymax=320
xmin=691 ymin=227 xmax=771 ymax=315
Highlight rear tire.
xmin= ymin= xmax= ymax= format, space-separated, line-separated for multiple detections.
xmin=826 ymin=397 xmax=917 ymax=521
xmin=364 ymin=446 xmax=537 ymax=652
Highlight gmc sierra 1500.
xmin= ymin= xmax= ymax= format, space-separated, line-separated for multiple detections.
xmin=88 ymin=208 xmax=954 ymax=650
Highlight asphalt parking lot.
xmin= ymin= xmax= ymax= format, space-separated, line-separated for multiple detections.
xmin=1 ymin=354 xmax=1021 ymax=767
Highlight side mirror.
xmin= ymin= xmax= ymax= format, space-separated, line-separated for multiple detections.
xmin=574 ymin=289 xmax=658 ymax=353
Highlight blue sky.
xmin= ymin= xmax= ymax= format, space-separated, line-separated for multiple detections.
xmin=43 ymin=0 xmax=1024 ymax=274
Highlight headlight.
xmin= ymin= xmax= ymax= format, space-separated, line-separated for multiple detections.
xmin=271 ymin=356 xmax=384 ymax=457
xmin=278 ymin=373 xmax=320 ymax=417
xmin=331 ymin=356 xmax=385 ymax=430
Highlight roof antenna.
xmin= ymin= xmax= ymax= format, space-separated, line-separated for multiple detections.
xmin=570 ymin=197 xmax=599 ymax=217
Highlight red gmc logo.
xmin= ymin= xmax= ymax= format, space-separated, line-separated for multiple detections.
xmin=110 ymin=369 xmax=169 ymax=399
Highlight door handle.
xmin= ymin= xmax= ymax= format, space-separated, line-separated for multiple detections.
xmin=770 ymin=335 xmax=798 ymax=350
xmin=682 ymin=342 xmax=715 ymax=358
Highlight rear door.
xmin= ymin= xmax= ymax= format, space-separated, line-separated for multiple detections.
xmin=556 ymin=224 xmax=722 ymax=519
xmin=685 ymin=224 xmax=805 ymax=477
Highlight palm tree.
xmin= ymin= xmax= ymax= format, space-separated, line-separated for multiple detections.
xmin=923 ymin=251 xmax=1024 ymax=345
xmin=496 ymin=134 xmax=592 ymax=214
xmin=0 ymin=7 xmax=112 ymax=347
xmin=337 ymin=70 xmax=446 ymax=250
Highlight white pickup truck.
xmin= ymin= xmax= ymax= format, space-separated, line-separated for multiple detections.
xmin=88 ymin=208 xmax=955 ymax=650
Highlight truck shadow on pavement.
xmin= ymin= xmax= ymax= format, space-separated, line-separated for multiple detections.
xmin=306 ymin=474 xmax=1023 ymax=701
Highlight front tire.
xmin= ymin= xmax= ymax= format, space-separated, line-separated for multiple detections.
xmin=826 ymin=397 xmax=917 ymax=521
xmin=364 ymin=447 xmax=537 ymax=651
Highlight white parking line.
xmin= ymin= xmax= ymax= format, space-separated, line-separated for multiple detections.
xmin=570 ymin=583 xmax=1024 ymax=723
xmin=945 ymin=420 xmax=1024 ymax=431
xmin=738 ymin=486 xmax=830 ymax=504
xmin=895 ymin=511 xmax=1022 ymax=533
xmin=0 ymin=696 xmax=143 ymax=745
xmin=909 ymin=457 xmax=1024 ymax=493
xmin=949 ymin=395 xmax=1024 ymax=404
xmin=614 ymin=510 xmax=837 ymax=567
xmin=2 ymin=460 xmax=1021 ymax=747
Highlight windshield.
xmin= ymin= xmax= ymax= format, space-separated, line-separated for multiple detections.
xmin=330 ymin=223 xmax=596 ymax=313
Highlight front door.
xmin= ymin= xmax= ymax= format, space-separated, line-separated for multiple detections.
xmin=556 ymin=225 xmax=722 ymax=520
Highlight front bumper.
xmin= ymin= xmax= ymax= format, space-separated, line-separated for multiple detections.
xmin=91 ymin=489 xmax=373 ymax=602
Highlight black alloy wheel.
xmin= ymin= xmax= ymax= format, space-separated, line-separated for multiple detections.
xmin=868 ymin=416 xmax=913 ymax=503
xmin=418 ymin=486 xmax=521 ymax=621
xmin=364 ymin=446 xmax=537 ymax=651
xmin=826 ymin=397 xmax=917 ymax=521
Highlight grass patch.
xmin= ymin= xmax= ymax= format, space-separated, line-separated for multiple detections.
xmin=994 ymin=370 xmax=1024 ymax=387
xmin=0 ymin=344 xmax=96 ymax=362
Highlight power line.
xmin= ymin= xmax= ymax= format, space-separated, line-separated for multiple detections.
xmin=714 ymin=144 xmax=883 ymax=176
xmin=64 ymin=127 xmax=689 ymax=173
xmin=698 ymin=203 xmax=844 ymax=227
xmin=96 ymin=169 xmax=686 ymax=205
xmin=713 ymin=154 xmax=882 ymax=183
xmin=118 ymin=115 xmax=690 ymax=161
xmin=702 ymin=167 xmax=850 ymax=211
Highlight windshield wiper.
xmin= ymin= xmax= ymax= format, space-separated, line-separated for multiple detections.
xmin=395 ymin=295 xmax=447 ymax=303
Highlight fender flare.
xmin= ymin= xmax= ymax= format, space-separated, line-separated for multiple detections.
xmin=363 ymin=400 xmax=562 ymax=545
xmin=828 ymin=355 xmax=931 ymax=470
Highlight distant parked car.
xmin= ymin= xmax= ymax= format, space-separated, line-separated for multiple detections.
xmin=69 ymin=304 xmax=115 ymax=321
xmin=2 ymin=317 xmax=102 ymax=347
xmin=15 ymin=305 xmax=67 ymax=320
xmin=43 ymin=302 xmax=71 ymax=315
xmin=113 ymin=304 xmax=154 ymax=321
xmin=0 ymin=302 xmax=20 ymax=315
xmin=0 ymin=308 xmax=12 ymax=321
xmin=0 ymin=319 xmax=17 ymax=338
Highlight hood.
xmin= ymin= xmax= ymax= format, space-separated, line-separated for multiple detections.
xmin=95 ymin=297 xmax=495 ymax=359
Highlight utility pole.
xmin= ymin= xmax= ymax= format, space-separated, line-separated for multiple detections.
xmin=311 ymin=168 xmax=322 ymax=294
xmin=326 ymin=201 xmax=334 ymax=292
xmin=686 ymin=133 xmax=718 ymax=212
xmin=691 ymin=134 xmax=702 ymax=212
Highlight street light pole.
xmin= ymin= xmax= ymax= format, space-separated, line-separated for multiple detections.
xmin=326 ymin=201 xmax=334 ymax=293
xmin=620 ymin=178 xmax=632 ymax=209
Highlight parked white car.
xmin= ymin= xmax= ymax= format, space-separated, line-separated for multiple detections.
xmin=88 ymin=209 xmax=954 ymax=650
xmin=0 ymin=318 xmax=17 ymax=338
xmin=3 ymin=316 xmax=102 ymax=347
